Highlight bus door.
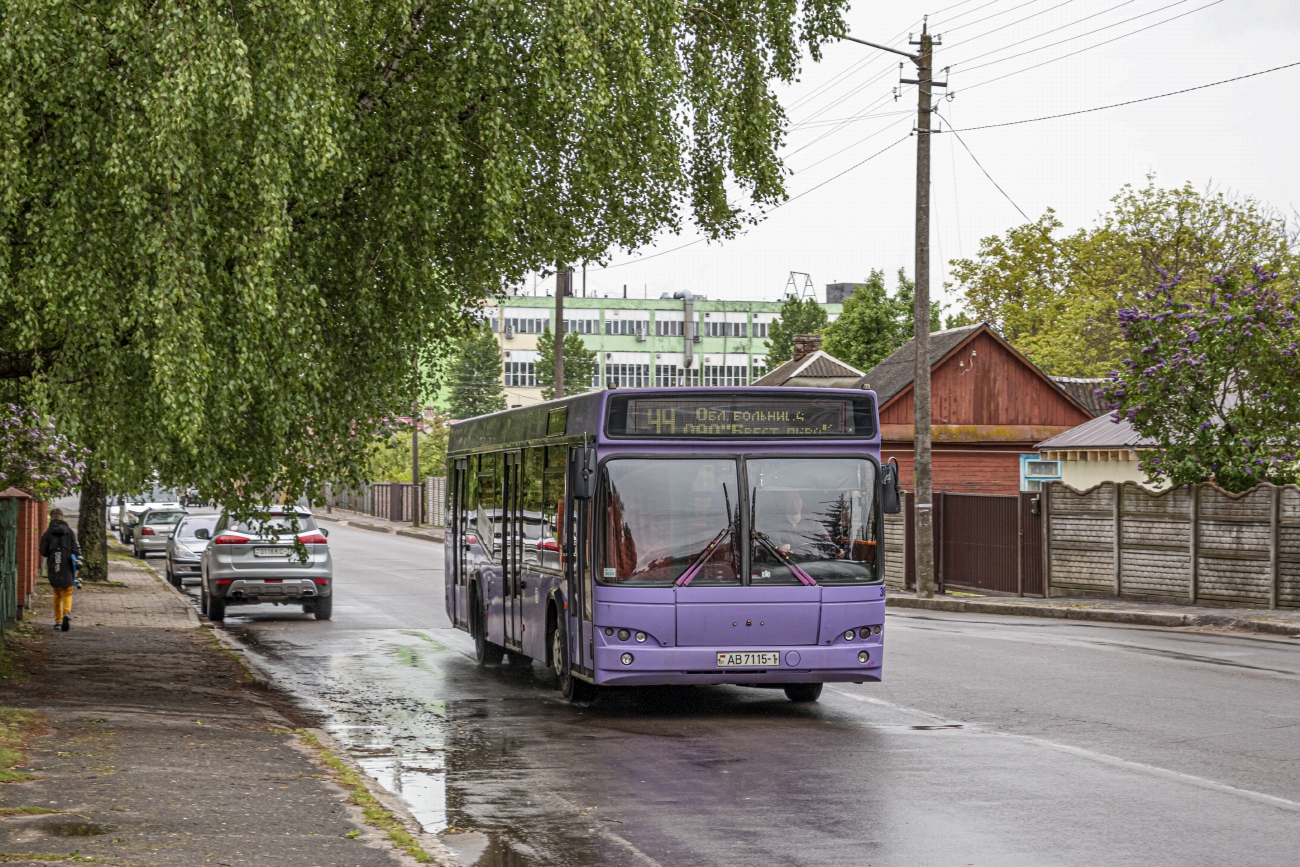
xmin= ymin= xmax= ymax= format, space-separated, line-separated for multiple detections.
xmin=566 ymin=446 xmax=595 ymax=677
xmin=502 ymin=450 xmax=524 ymax=651
xmin=450 ymin=458 xmax=468 ymax=629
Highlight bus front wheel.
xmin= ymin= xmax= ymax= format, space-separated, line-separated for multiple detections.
xmin=551 ymin=619 xmax=597 ymax=706
xmin=783 ymin=683 xmax=823 ymax=703
xmin=473 ymin=588 xmax=505 ymax=666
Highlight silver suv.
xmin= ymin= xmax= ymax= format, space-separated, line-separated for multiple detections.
xmin=197 ymin=506 xmax=333 ymax=622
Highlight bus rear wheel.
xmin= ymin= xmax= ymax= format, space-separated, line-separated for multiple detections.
xmin=473 ymin=588 xmax=505 ymax=666
xmin=783 ymin=683 xmax=823 ymax=703
xmin=551 ymin=619 xmax=597 ymax=706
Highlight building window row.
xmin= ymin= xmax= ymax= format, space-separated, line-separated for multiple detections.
xmin=504 ymin=361 xmax=537 ymax=387
xmin=496 ymin=317 xmax=549 ymax=335
xmin=605 ymin=319 xmax=648 ymax=336
xmin=655 ymin=320 xmax=685 ymax=337
xmin=705 ymin=321 xmax=748 ymax=338
xmin=565 ymin=318 xmax=598 ymax=334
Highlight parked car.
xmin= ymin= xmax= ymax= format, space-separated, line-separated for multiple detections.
xmin=132 ymin=508 xmax=189 ymax=558
xmin=197 ymin=506 xmax=332 ymax=622
xmin=165 ymin=514 xmax=218 ymax=587
xmin=118 ymin=499 xmax=183 ymax=544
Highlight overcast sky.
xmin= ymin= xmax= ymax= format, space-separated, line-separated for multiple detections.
xmin=523 ymin=0 xmax=1299 ymax=311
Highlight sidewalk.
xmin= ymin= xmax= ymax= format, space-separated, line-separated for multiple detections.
xmin=888 ymin=590 xmax=1300 ymax=636
xmin=318 ymin=509 xmax=444 ymax=544
xmin=0 ymin=553 xmax=452 ymax=866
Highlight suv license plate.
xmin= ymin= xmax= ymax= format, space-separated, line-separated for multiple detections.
xmin=254 ymin=547 xmax=292 ymax=558
xmin=716 ymin=651 xmax=780 ymax=668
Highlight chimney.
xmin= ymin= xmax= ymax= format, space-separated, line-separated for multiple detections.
xmin=792 ymin=333 xmax=822 ymax=362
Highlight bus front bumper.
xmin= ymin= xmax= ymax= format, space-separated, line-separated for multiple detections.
xmin=592 ymin=642 xmax=883 ymax=686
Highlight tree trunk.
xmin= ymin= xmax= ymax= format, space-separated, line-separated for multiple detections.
xmin=78 ymin=470 xmax=108 ymax=583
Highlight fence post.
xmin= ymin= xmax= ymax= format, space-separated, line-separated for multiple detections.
xmin=1016 ymin=490 xmax=1024 ymax=598
xmin=1113 ymin=481 xmax=1123 ymax=597
xmin=1270 ymin=484 xmax=1281 ymax=610
xmin=1189 ymin=483 xmax=1200 ymax=603
xmin=935 ymin=491 xmax=945 ymax=594
xmin=1042 ymin=482 xmax=1052 ymax=597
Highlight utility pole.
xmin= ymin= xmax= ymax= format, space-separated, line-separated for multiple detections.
xmin=843 ymin=18 xmax=945 ymax=598
xmin=554 ymin=266 xmax=573 ymax=398
xmin=411 ymin=349 xmax=421 ymax=527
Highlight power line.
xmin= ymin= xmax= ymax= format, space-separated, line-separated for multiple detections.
xmin=948 ymin=59 xmax=1300 ymax=132
xmin=943 ymin=0 xmax=1057 ymax=34
xmin=958 ymin=0 xmax=1224 ymax=92
xmin=948 ymin=0 xmax=1139 ymax=66
xmin=954 ymin=0 xmax=1206 ymax=74
xmin=789 ymin=115 xmax=914 ymax=176
xmin=939 ymin=0 xmax=1022 ymax=29
xmin=598 ymin=134 xmax=912 ymax=271
xmin=944 ymin=0 xmax=1085 ymax=49
xmin=789 ymin=108 xmax=915 ymax=131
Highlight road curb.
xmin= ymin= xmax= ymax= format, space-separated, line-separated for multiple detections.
xmin=318 ymin=513 xmax=445 ymax=544
xmin=886 ymin=595 xmax=1300 ymax=636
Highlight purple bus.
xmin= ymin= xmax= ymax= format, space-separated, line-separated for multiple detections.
xmin=445 ymin=388 xmax=900 ymax=704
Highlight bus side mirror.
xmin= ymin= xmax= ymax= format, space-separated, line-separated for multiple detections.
xmin=571 ymin=447 xmax=597 ymax=500
xmin=881 ymin=461 xmax=902 ymax=515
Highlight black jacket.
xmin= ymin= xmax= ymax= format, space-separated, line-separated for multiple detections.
xmin=39 ymin=519 xmax=80 ymax=589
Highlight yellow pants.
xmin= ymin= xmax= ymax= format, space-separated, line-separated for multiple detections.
xmin=52 ymin=587 xmax=73 ymax=624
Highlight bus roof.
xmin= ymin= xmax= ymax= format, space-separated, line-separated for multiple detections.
xmin=447 ymin=388 xmax=879 ymax=454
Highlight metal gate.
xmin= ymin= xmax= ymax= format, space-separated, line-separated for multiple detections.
xmin=899 ymin=491 xmax=1044 ymax=596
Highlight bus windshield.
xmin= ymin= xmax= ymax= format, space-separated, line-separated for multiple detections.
xmin=749 ymin=458 xmax=878 ymax=585
xmin=601 ymin=459 xmax=740 ymax=586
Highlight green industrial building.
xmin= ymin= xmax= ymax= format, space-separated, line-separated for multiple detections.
xmin=487 ymin=293 xmax=844 ymax=406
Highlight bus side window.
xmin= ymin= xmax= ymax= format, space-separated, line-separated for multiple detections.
xmin=523 ymin=448 xmax=544 ymax=562
xmin=463 ymin=456 xmax=480 ymax=556
xmin=478 ymin=454 xmax=500 ymax=559
xmin=544 ymin=447 xmax=567 ymax=569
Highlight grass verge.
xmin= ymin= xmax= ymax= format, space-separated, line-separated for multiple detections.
xmin=297 ymin=730 xmax=436 ymax=863
xmin=0 ymin=707 xmax=41 ymax=782
xmin=0 ymin=806 xmax=63 ymax=817
xmin=0 ymin=854 xmax=88 ymax=862
xmin=203 ymin=631 xmax=256 ymax=684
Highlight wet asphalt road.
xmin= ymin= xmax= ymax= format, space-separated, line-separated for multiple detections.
xmin=172 ymin=522 xmax=1300 ymax=867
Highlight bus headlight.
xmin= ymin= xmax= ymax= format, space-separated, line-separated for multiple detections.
xmin=635 ymin=631 xmax=647 ymax=643
xmin=859 ymin=627 xmax=871 ymax=639
xmin=843 ymin=630 xmax=855 ymax=641
xmin=617 ymin=629 xmax=630 ymax=641
xmin=620 ymin=653 xmax=634 ymax=665
xmin=858 ymin=651 xmax=870 ymax=664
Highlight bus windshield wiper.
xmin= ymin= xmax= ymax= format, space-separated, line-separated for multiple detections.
xmin=751 ymin=528 xmax=817 ymax=586
xmin=677 ymin=484 xmax=734 ymax=587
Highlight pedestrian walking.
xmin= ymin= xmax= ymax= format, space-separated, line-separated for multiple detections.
xmin=39 ymin=508 xmax=80 ymax=632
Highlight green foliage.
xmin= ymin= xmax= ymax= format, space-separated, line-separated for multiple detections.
xmin=447 ymin=323 xmax=505 ymax=420
xmin=765 ymin=297 xmax=829 ymax=364
xmin=951 ymin=178 xmax=1298 ymax=376
xmin=822 ymin=269 xmax=934 ymax=371
xmin=1101 ymin=269 xmax=1300 ymax=493
xmin=944 ymin=310 xmax=975 ymax=330
xmin=0 ymin=0 xmax=849 ymax=510
xmin=366 ymin=415 xmax=450 ymax=483
xmin=536 ymin=326 xmax=598 ymax=401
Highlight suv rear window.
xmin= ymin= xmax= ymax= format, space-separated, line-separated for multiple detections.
xmin=227 ymin=514 xmax=317 ymax=535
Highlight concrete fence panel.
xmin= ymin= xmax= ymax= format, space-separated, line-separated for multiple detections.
xmin=1045 ymin=480 xmax=1300 ymax=610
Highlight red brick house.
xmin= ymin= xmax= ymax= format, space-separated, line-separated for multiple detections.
xmin=853 ymin=324 xmax=1095 ymax=495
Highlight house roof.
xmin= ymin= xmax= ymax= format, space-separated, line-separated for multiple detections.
xmin=751 ymin=350 xmax=863 ymax=386
xmin=1050 ymin=377 xmax=1109 ymax=417
xmin=850 ymin=324 xmax=982 ymax=403
xmin=853 ymin=322 xmax=1095 ymax=420
xmin=1036 ymin=412 xmax=1155 ymax=450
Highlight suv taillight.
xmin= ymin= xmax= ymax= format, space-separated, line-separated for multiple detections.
xmin=214 ymin=534 xmax=250 ymax=545
xmin=298 ymin=533 xmax=328 ymax=545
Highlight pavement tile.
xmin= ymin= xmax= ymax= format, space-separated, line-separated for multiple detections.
xmin=0 ymin=557 xmax=419 ymax=866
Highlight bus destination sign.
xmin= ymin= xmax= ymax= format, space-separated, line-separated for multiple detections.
xmin=608 ymin=395 xmax=876 ymax=438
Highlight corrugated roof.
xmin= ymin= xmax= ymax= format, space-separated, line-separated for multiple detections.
xmin=1036 ymin=412 xmax=1155 ymax=450
xmin=751 ymin=350 xmax=862 ymax=386
xmin=851 ymin=324 xmax=982 ymax=403
xmin=1050 ymin=377 xmax=1109 ymax=417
